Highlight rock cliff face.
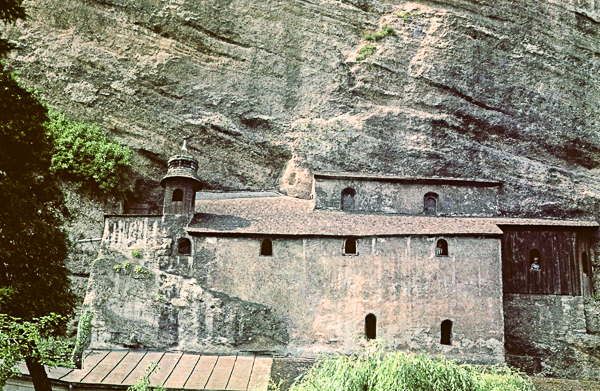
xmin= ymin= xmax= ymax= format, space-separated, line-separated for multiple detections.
xmin=5 ymin=0 xmax=600 ymax=215
xmin=4 ymin=0 xmax=600 ymax=376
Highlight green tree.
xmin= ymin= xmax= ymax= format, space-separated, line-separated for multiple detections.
xmin=47 ymin=110 xmax=131 ymax=194
xmin=0 ymin=300 xmax=73 ymax=390
xmin=0 ymin=0 xmax=26 ymax=56
xmin=1 ymin=1 xmax=76 ymax=390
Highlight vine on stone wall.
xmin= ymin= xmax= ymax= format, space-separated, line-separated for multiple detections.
xmin=70 ymin=309 xmax=93 ymax=369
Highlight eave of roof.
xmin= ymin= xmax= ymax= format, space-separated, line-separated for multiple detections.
xmin=491 ymin=218 xmax=598 ymax=228
xmin=313 ymin=171 xmax=502 ymax=187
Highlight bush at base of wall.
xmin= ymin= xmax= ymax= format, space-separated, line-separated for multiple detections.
xmin=284 ymin=342 xmax=534 ymax=391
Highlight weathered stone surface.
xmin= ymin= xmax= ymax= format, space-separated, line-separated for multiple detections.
xmin=585 ymin=298 xmax=600 ymax=335
xmin=196 ymin=234 xmax=505 ymax=362
xmin=5 ymin=0 xmax=600 ymax=378
xmin=504 ymin=293 xmax=600 ymax=379
xmin=313 ymin=174 xmax=500 ymax=215
xmin=6 ymin=0 xmax=600 ymax=285
xmin=86 ymin=216 xmax=289 ymax=354
xmin=4 ymin=0 xmax=600 ymax=216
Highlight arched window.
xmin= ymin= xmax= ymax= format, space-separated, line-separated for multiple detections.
xmin=436 ymin=239 xmax=448 ymax=257
xmin=344 ymin=238 xmax=357 ymax=255
xmin=582 ymin=252 xmax=589 ymax=275
xmin=365 ymin=313 xmax=377 ymax=340
xmin=260 ymin=238 xmax=273 ymax=256
xmin=172 ymin=189 xmax=184 ymax=202
xmin=441 ymin=319 xmax=452 ymax=345
xmin=341 ymin=188 xmax=356 ymax=211
xmin=530 ymin=249 xmax=541 ymax=271
xmin=424 ymin=192 xmax=438 ymax=216
xmin=178 ymin=238 xmax=191 ymax=255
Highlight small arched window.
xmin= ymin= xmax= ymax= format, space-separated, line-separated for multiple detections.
xmin=424 ymin=192 xmax=438 ymax=216
xmin=172 ymin=189 xmax=184 ymax=202
xmin=436 ymin=239 xmax=448 ymax=257
xmin=344 ymin=238 xmax=357 ymax=255
xmin=178 ymin=238 xmax=191 ymax=255
xmin=530 ymin=249 xmax=541 ymax=271
xmin=365 ymin=313 xmax=377 ymax=340
xmin=341 ymin=188 xmax=356 ymax=211
xmin=441 ymin=319 xmax=452 ymax=345
xmin=582 ymin=252 xmax=589 ymax=275
xmin=260 ymin=238 xmax=273 ymax=256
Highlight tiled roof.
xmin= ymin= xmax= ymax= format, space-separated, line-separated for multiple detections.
xmin=189 ymin=197 xmax=504 ymax=236
xmin=188 ymin=196 xmax=598 ymax=236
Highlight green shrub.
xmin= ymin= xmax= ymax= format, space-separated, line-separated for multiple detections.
xmin=288 ymin=343 xmax=534 ymax=391
xmin=46 ymin=110 xmax=131 ymax=194
xmin=133 ymin=264 xmax=148 ymax=275
xmin=357 ymin=44 xmax=377 ymax=61
xmin=131 ymin=249 xmax=142 ymax=259
xmin=363 ymin=25 xmax=397 ymax=43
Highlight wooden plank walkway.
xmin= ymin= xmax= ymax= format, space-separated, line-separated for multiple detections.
xmin=15 ymin=350 xmax=271 ymax=391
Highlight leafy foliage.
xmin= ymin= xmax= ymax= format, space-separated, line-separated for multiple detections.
xmin=127 ymin=363 xmax=165 ymax=391
xmin=363 ymin=25 xmax=397 ymax=43
xmin=0 ymin=70 xmax=75 ymax=324
xmin=1 ymin=3 xmax=77 ymax=390
xmin=70 ymin=309 xmax=94 ymax=368
xmin=287 ymin=342 xmax=534 ymax=391
xmin=0 ymin=311 xmax=73 ymax=389
xmin=46 ymin=110 xmax=131 ymax=194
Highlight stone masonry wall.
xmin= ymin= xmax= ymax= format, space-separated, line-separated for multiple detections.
xmin=193 ymin=235 xmax=504 ymax=363
xmin=504 ymin=293 xmax=600 ymax=380
xmin=85 ymin=216 xmax=289 ymax=354
xmin=313 ymin=179 xmax=499 ymax=216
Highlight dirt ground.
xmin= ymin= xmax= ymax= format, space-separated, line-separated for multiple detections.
xmin=269 ymin=359 xmax=600 ymax=391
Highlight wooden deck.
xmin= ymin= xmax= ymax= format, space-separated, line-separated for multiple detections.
xmin=14 ymin=350 xmax=272 ymax=391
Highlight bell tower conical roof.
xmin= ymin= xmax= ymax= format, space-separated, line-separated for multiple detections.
xmin=160 ymin=138 xmax=202 ymax=191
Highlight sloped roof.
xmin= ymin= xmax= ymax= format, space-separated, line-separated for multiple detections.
xmin=13 ymin=350 xmax=271 ymax=391
xmin=188 ymin=195 xmax=598 ymax=236
xmin=188 ymin=196 xmax=504 ymax=236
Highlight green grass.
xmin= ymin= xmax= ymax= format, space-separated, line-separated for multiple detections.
xmin=286 ymin=343 xmax=534 ymax=391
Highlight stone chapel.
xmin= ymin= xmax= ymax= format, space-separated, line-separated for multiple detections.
xmin=84 ymin=144 xmax=600 ymax=376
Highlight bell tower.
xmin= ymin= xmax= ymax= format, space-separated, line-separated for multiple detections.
xmin=160 ymin=137 xmax=202 ymax=217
